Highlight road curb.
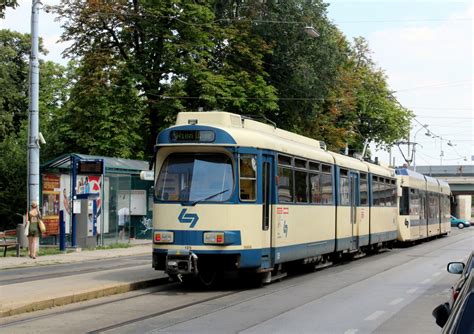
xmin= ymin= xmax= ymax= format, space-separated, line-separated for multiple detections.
xmin=0 ymin=277 xmax=167 ymax=318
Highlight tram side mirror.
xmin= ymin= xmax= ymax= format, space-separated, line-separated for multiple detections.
xmin=447 ymin=262 xmax=464 ymax=274
xmin=432 ymin=303 xmax=450 ymax=328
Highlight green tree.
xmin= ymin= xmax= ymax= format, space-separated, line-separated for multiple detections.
xmin=0 ymin=125 xmax=27 ymax=230
xmin=0 ymin=30 xmax=36 ymax=140
xmin=0 ymin=30 xmax=68 ymax=229
xmin=52 ymin=55 xmax=147 ymax=158
xmin=0 ymin=0 xmax=18 ymax=19
xmin=236 ymin=0 xmax=355 ymax=148
xmin=51 ymin=0 xmax=278 ymax=154
xmin=349 ymin=37 xmax=412 ymax=150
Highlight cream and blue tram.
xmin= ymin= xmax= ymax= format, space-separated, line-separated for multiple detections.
xmin=438 ymin=179 xmax=451 ymax=235
xmin=396 ymin=168 xmax=451 ymax=242
xmin=152 ymin=111 xmax=399 ymax=285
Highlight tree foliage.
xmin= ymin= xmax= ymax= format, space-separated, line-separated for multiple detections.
xmin=0 ymin=0 xmax=18 ymax=19
xmin=0 ymin=30 xmax=67 ymax=229
xmin=51 ymin=0 xmax=279 ymax=153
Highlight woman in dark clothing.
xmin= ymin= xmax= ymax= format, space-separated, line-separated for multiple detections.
xmin=27 ymin=201 xmax=42 ymax=259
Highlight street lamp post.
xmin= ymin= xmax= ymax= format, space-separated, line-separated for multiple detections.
xmin=27 ymin=0 xmax=41 ymax=208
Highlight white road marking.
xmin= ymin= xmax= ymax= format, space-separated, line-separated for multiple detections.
xmin=365 ymin=311 xmax=385 ymax=321
xmin=432 ymin=272 xmax=441 ymax=277
xmin=389 ymin=298 xmax=404 ymax=306
xmin=407 ymin=288 xmax=418 ymax=294
xmin=421 ymin=278 xmax=431 ymax=284
xmin=344 ymin=329 xmax=359 ymax=334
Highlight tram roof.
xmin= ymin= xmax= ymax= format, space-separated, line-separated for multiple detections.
xmin=170 ymin=112 xmax=392 ymax=174
xmin=174 ymin=111 xmax=334 ymax=163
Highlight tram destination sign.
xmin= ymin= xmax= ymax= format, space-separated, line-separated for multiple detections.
xmin=77 ymin=160 xmax=104 ymax=174
xmin=170 ymin=130 xmax=215 ymax=143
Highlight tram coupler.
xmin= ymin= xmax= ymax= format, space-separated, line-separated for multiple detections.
xmin=165 ymin=250 xmax=199 ymax=276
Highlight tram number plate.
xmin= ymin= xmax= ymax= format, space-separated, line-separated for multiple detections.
xmin=184 ymin=246 xmax=192 ymax=250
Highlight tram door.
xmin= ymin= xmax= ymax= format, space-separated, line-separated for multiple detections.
xmin=261 ymin=154 xmax=274 ymax=269
xmin=350 ymin=172 xmax=359 ymax=250
xmin=420 ymin=192 xmax=427 ymax=239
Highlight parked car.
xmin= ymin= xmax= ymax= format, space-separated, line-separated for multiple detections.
xmin=450 ymin=216 xmax=471 ymax=229
xmin=432 ymin=271 xmax=474 ymax=333
xmin=447 ymin=251 xmax=474 ymax=306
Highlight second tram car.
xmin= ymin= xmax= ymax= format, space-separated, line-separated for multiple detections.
xmin=396 ymin=168 xmax=451 ymax=242
xmin=152 ymin=111 xmax=451 ymax=285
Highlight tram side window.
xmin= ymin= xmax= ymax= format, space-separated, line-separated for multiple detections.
xmin=428 ymin=193 xmax=439 ymax=220
xmin=295 ymin=170 xmax=308 ymax=203
xmin=390 ymin=179 xmax=397 ymax=206
xmin=399 ymin=187 xmax=409 ymax=215
xmin=278 ymin=166 xmax=294 ymax=203
xmin=372 ymin=176 xmax=381 ymax=206
xmin=339 ymin=169 xmax=350 ymax=205
xmin=409 ymin=189 xmax=420 ymax=215
xmin=321 ymin=164 xmax=333 ymax=204
xmin=360 ymin=173 xmax=368 ymax=205
xmin=419 ymin=191 xmax=426 ymax=219
xmin=443 ymin=195 xmax=451 ymax=218
xmin=385 ymin=179 xmax=396 ymax=207
xmin=239 ymin=155 xmax=257 ymax=201
xmin=310 ymin=173 xmax=321 ymax=203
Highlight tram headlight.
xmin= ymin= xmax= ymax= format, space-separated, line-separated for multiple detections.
xmin=203 ymin=232 xmax=225 ymax=245
xmin=154 ymin=231 xmax=174 ymax=244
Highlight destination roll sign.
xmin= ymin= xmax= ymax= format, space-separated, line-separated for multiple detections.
xmin=77 ymin=160 xmax=104 ymax=174
xmin=169 ymin=130 xmax=215 ymax=143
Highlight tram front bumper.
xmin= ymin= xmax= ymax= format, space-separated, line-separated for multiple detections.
xmin=165 ymin=250 xmax=198 ymax=276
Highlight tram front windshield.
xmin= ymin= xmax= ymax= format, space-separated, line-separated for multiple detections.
xmin=155 ymin=153 xmax=233 ymax=203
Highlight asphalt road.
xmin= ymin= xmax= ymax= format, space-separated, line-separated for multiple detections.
xmin=1 ymin=228 xmax=472 ymax=334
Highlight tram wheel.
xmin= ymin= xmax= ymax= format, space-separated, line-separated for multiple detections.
xmin=198 ymin=269 xmax=219 ymax=287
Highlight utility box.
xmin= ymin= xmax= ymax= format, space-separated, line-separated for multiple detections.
xmin=76 ymin=199 xmax=97 ymax=249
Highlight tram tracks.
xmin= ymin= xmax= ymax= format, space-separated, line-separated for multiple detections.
xmin=0 ymin=255 xmax=150 ymax=285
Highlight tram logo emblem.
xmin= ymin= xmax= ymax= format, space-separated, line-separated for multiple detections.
xmin=178 ymin=209 xmax=199 ymax=228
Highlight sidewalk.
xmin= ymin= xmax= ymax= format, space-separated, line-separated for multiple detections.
xmin=0 ymin=242 xmax=168 ymax=318
xmin=0 ymin=242 xmax=152 ymax=270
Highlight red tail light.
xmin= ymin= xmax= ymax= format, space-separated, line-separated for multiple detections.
xmin=453 ymin=289 xmax=460 ymax=302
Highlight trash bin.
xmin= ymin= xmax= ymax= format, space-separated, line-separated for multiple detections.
xmin=129 ymin=226 xmax=136 ymax=239
xmin=17 ymin=223 xmax=28 ymax=249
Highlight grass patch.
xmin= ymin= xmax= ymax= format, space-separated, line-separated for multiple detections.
xmin=4 ymin=242 xmax=132 ymax=257
xmin=5 ymin=247 xmax=73 ymax=257
xmin=88 ymin=242 xmax=131 ymax=250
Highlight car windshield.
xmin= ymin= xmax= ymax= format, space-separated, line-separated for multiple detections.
xmin=155 ymin=153 xmax=233 ymax=203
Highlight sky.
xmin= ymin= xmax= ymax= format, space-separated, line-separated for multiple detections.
xmin=1 ymin=0 xmax=473 ymax=168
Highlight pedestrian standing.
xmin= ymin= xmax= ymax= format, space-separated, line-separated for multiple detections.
xmin=117 ymin=207 xmax=130 ymax=241
xmin=27 ymin=201 xmax=42 ymax=259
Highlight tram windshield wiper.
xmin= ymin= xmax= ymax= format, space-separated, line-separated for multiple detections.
xmin=188 ymin=188 xmax=230 ymax=206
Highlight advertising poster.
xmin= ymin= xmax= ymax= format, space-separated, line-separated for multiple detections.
xmin=60 ymin=174 xmax=71 ymax=234
xmin=76 ymin=175 xmax=102 ymax=195
xmin=76 ymin=175 xmax=104 ymax=234
xmin=42 ymin=174 xmax=60 ymax=235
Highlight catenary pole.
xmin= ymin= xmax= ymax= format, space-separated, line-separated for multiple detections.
xmin=28 ymin=0 xmax=41 ymax=208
